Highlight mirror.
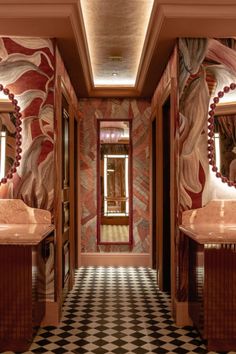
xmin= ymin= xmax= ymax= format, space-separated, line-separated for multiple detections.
xmin=97 ymin=120 xmax=132 ymax=245
xmin=0 ymin=85 xmax=22 ymax=185
xmin=208 ymin=83 xmax=236 ymax=187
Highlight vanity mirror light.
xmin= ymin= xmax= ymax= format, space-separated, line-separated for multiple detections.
xmin=208 ymin=83 xmax=236 ymax=187
xmin=0 ymin=85 xmax=22 ymax=185
xmin=97 ymin=119 xmax=132 ymax=245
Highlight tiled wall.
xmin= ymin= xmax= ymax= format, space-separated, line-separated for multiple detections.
xmin=79 ymin=98 xmax=151 ymax=253
xmin=0 ymin=37 xmax=55 ymax=212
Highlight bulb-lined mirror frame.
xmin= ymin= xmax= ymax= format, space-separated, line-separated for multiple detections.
xmin=97 ymin=119 xmax=133 ymax=245
xmin=0 ymin=85 xmax=22 ymax=185
xmin=208 ymin=83 xmax=236 ymax=187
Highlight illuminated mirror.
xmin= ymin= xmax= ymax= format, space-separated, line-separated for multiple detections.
xmin=97 ymin=120 xmax=132 ymax=245
xmin=0 ymin=85 xmax=22 ymax=185
xmin=208 ymin=83 xmax=236 ymax=186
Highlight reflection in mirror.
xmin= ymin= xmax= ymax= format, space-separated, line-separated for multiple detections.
xmin=214 ymin=113 xmax=236 ymax=181
xmin=103 ymin=154 xmax=129 ymax=216
xmin=208 ymin=83 xmax=236 ymax=187
xmin=98 ymin=120 xmax=132 ymax=244
xmin=0 ymin=91 xmax=20 ymax=184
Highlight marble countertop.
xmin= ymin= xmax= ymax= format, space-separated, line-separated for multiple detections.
xmin=0 ymin=223 xmax=54 ymax=245
xmin=180 ymin=223 xmax=236 ymax=244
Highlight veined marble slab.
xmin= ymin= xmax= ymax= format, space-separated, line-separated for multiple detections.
xmin=182 ymin=199 xmax=236 ymax=225
xmin=0 ymin=223 xmax=54 ymax=245
xmin=0 ymin=199 xmax=51 ymax=224
xmin=180 ymin=199 xmax=236 ymax=244
xmin=180 ymin=224 xmax=236 ymax=244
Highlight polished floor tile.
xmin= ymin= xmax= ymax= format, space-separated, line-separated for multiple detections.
xmin=9 ymin=267 xmax=226 ymax=353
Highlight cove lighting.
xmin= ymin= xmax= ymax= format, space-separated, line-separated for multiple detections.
xmin=80 ymin=0 xmax=154 ymax=87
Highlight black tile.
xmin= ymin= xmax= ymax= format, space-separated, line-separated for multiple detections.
xmin=27 ymin=267 xmax=209 ymax=354
xmin=52 ymin=349 xmax=68 ymax=354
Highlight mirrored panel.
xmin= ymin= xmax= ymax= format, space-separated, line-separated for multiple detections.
xmin=214 ymin=113 xmax=236 ymax=181
xmin=98 ymin=120 xmax=132 ymax=244
xmin=208 ymin=83 xmax=236 ymax=186
xmin=0 ymin=89 xmax=21 ymax=185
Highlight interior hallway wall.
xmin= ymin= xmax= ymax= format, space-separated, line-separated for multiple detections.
xmin=79 ymin=98 xmax=151 ymax=253
xmin=179 ymin=38 xmax=236 ymax=212
xmin=177 ymin=38 xmax=236 ymax=304
xmin=0 ymin=37 xmax=55 ymax=212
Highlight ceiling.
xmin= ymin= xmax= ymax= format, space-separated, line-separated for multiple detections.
xmin=1 ymin=0 xmax=236 ymax=98
xmin=80 ymin=0 xmax=154 ymax=87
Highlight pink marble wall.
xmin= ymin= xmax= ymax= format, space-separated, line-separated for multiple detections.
xmin=79 ymin=99 xmax=151 ymax=253
xmin=0 ymin=37 xmax=55 ymax=212
xmin=55 ymin=47 xmax=79 ymax=113
xmin=177 ymin=38 xmax=236 ymax=302
xmin=179 ymin=38 xmax=236 ymax=211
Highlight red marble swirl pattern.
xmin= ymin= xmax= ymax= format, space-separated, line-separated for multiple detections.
xmin=0 ymin=37 xmax=54 ymax=212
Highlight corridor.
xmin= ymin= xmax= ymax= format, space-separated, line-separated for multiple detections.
xmin=23 ymin=267 xmax=210 ymax=354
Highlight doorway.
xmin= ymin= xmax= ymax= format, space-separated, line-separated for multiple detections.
xmin=156 ymin=86 xmax=172 ymax=295
xmin=74 ymin=118 xmax=79 ymax=268
xmin=97 ymin=119 xmax=133 ymax=246
xmin=152 ymin=117 xmax=157 ymax=269
xmin=162 ymin=96 xmax=171 ymax=292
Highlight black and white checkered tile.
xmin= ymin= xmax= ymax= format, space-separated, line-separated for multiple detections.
xmin=11 ymin=267 xmax=224 ymax=353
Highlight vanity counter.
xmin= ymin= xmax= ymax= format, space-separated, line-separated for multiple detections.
xmin=180 ymin=199 xmax=236 ymax=352
xmin=179 ymin=223 xmax=236 ymax=244
xmin=0 ymin=223 xmax=54 ymax=245
xmin=0 ymin=200 xmax=54 ymax=352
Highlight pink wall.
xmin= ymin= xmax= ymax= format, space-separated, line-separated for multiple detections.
xmin=79 ymin=98 xmax=151 ymax=253
xmin=177 ymin=38 xmax=236 ymax=302
xmin=179 ymin=38 xmax=236 ymax=211
xmin=0 ymin=37 xmax=55 ymax=212
xmin=55 ymin=47 xmax=79 ymax=112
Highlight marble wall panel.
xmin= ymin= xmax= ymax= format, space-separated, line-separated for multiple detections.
xmin=0 ymin=37 xmax=55 ymax=212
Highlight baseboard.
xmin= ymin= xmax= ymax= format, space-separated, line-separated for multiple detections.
xmin=175 ymin=300 xmax=192 ymax=326
xmin=81 ymin=252 xmax=151 ymax=267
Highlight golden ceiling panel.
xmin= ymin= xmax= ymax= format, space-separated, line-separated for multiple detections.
xmin=80 ymin=0 xmax=154 ymax=87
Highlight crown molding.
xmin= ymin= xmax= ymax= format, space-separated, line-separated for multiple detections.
xmin=69 ymin=2 xmax=93 ymax=93
xmin=1 ymin=1 xmax=236 ymax=98
xmin=135 ymin=3 xmax=165 ymax=93
xmin=87 ymin=87 xmax=140 ymax=98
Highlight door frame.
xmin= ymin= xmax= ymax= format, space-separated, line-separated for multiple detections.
xmin=151 ymin=79 xmax=176 ymax=303
xmin=96 ymin=118 xmax=133 ymax=246
xmin=150 ymin=113 xmax=157 ymax=269
xmin=54 ymin=76 xmax=80 ymax=311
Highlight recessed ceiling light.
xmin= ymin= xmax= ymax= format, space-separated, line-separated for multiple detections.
xmin=109 ymin=56 xmax=123 ymax=62
xmin=112 ymin=72 xmax=118 ymax=77
xmin=80 ymin=0 xmax=154 ymax=87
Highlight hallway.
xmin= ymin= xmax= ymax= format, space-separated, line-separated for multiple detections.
xmin=23 ymin=267 xmax=210 ymax=354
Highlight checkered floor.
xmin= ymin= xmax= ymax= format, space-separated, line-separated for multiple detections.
xmin=13 ymin=267 xmax=222 ymax=353
xmin=101 ymin=225 xmax=129 ymax=243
